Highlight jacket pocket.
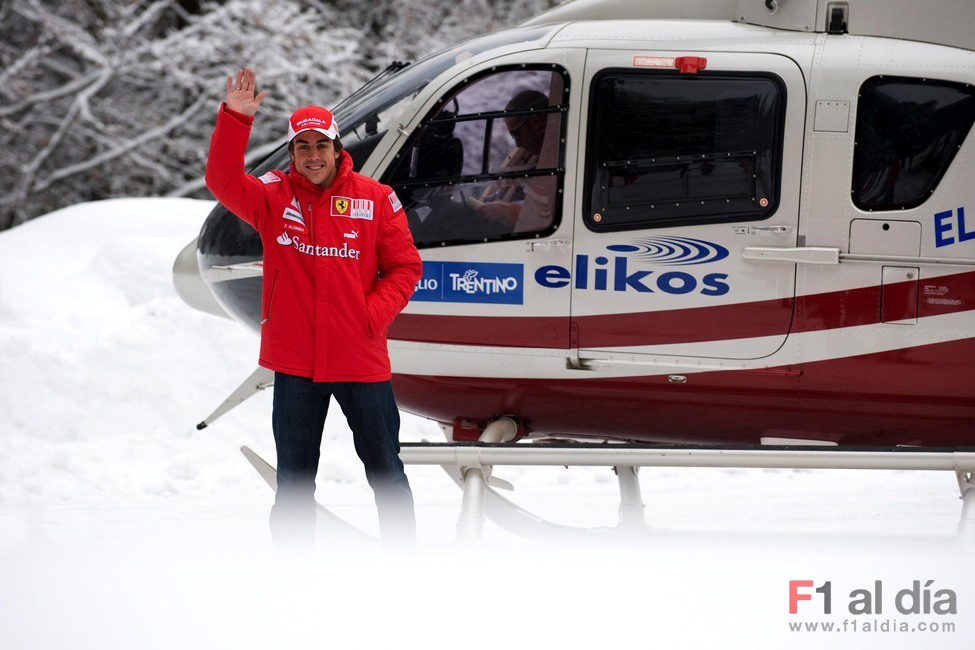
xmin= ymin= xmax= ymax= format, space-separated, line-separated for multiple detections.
xmin=262 ymin=270 xmax=280 ymax=325
xmin=363 ymin=291 xmax=390 ymax=342
xmin=361 ymin=291 xmax=375 ymax=338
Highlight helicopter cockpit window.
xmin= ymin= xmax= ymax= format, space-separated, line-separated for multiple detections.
xmin=383 ymin=65 xmax=568 ymax=247
xmin=585 ymin=71 xmax=785 ymax=231
xmin=852 ymin=76 xmax=975 ymax=211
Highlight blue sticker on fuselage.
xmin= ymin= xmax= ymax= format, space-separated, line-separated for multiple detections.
xmin=533 ymin=238 xmax=732 ymax=296
xmin=934 ymin=207 xmax=974 ymax=247
xmin=411 ymin=261 xmax=524 ymax=305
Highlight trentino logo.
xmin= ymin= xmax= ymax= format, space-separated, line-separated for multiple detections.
xmin=412 ymin=261 xmax=524 ymax=305
xmin=536 ymin=238 xmax=730 ymax=296
xmin=450 ymin=269 xmax=519 ymax=296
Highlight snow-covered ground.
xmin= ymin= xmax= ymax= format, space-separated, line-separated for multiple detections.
xmin=0 ymin=199 xmax=971 ymax=648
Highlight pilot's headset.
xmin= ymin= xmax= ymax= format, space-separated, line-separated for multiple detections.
xmin=423 ymin=96 xmax=460 ymax=145
xmin=416 ymin=96 xmax=462 ymax=178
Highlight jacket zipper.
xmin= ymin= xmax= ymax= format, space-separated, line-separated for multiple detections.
xmin=308 ymin=202 xmax=314 ymax=242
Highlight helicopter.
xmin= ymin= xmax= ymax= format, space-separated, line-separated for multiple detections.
xmin=174 ymin=0 xmax=975 ymax=539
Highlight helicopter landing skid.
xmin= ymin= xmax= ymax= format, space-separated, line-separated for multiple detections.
xmin=399 ymin=431 xmax=975 ymax=544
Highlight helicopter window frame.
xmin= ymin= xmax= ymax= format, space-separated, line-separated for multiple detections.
xmin=583 ymin=68 xmax=787 ymax=233
xmin=381 ymin=63 xmax=570 ymax=249
xmin=851 ymin=75 xmax=975 ymax=212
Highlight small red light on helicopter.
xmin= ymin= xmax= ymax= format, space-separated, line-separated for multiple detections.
xmin=674 ymin=56 xmax=708 ymax=74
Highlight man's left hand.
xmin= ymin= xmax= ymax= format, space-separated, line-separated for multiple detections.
xmin=225 ymin=67 xmax=268 ymax=117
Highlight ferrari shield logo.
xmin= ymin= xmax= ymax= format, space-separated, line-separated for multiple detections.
xmin=332 ymin=197 xmax=351 ymax=215
xmin=331 ymin=197 xmax=374 ymax=220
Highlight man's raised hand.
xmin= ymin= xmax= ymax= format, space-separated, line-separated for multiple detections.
xmin=225 ymin=67 xmax=268 ymax=117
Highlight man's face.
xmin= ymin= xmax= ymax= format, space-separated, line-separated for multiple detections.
xmin=504 ymin=113 xmax=547 ymax=155
xmin=290 ymin=132 xmax=338 ymax=186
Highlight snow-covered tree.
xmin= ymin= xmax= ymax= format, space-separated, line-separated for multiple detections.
xmin=0 ymin=0 xmax=558 ymax=230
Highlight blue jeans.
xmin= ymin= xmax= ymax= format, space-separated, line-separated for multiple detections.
xmin=270 ymin=372 xmax=415 ymax=543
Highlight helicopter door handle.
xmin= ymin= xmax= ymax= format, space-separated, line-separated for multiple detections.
xmin=527 ymin=238 xmax=569 ymax=252
xmin=748 ymin=224 xmax=792 ymax=234
xmin=742 ymin=246 xmax=840 ymax=265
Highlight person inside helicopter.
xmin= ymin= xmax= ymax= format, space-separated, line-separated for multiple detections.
xmin=468 ymin=89 xmax=554 ymax=234
xmin=388 ymin=73 xmax=562 ymax=244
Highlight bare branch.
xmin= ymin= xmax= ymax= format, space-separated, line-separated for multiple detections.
xmin=10 ymin=66 xmax=113 ymax=225
xmin=167 ymin=135 xmax=284 ymax=197
xmin=123 ymin=0 xmax=176 ymax=39
xmin=0 ymin=39 xmax=55 ymax=100
xmin=130 ymin=150 xmax=180 ymax=185
xmin=17 ymin=0 xmax=110 ymax=68
xmin=0 ymin=70 xmax=103 ymax=117
xmin=33 ymin=90 xmax=212 ymax=193
xmin=166 ymin=175 xmax=207 ymax=198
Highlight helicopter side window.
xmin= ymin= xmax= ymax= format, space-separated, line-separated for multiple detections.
xmin=383 ymin=66 xmax=569 ymax=248
xmin=852 ymin=76 xmax=975 ymax=212
xmin=584 ymin=71 xmax=786 ymax=232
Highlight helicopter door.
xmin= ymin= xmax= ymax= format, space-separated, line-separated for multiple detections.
xmin=380 ymin=50 xmax=586 ymax=349
xmin=571 ymin=51 xmax=805 ymax=360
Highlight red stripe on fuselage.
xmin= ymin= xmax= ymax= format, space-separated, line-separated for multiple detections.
xmin=390 ymin=270 xmax=974 ymax=348
xmin=390 ymin=312 xmax=567 ymax=347
xmin=390 ymin=337 xmax=975 ymax=446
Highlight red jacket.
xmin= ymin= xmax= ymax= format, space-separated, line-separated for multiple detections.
xmin=205 ymin=104 xmax=422 ymax=382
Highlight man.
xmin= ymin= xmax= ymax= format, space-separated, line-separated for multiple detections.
xmin=473 ymin=89 xmax=554 ymax=234
xmin=205 ymin=68 xmax=423 ymax=545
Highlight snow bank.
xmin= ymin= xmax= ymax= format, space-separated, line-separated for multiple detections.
xmin=0 ymin=198 xmax=441 ymax=506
